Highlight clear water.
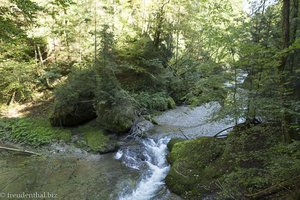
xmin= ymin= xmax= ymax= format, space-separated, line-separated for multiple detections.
xmin=0 ymin=102 xmax=233 ymax=200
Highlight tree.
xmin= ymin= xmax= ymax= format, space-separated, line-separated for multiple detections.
xmin=0 ymin=0 xmax=44 ymax=104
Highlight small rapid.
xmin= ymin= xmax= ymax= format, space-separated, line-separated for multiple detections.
xmin=114 ymin=102 xmax=235 ymax=200
xmin=0 ymin=103 xmax=236 ymax=200
xmin=116 ymin=137 xmax=171 ymax=200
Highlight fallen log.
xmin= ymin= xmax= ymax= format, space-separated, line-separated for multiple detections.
xmin=0 ymin=146 xmax=41 ymax=156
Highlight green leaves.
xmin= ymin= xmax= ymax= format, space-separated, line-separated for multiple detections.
xmin=11 ymin=0 xmax=42 ymax=21
xmin=0 ymin=118 xmax=71 ymax=146
xmin=0 ymin=60 xmax=38 ymax=103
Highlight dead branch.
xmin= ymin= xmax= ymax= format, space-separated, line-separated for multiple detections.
xmin=213 ymin=126 xmax=234 ymax=138
xmin=244 ymin=175 xmax=300 ymax=199
xmin=0 ymin=146 xmax=41 ymax=156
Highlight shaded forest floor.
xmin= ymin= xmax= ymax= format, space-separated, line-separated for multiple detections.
xmin=0 ymin=100 xmax=53 ymax=118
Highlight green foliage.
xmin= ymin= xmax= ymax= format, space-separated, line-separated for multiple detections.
xmin=95 ymin=87 xmax=136 ymax=133
xmin=117 ymin=33 xmax=172 ymax=92
xmin=118 ymin=33 xmax=171 ymax=67
xmin=169 ymin=57 xmax=227 ymax=105
xmin=134 ymin=92 xmax=176 ymax=112
xmin=0 ymin=0 xmax=41 ymax=41
xmin=0 ymin=61 xmax=34 ymax=103
xmin=0 ymin=0 xmax=47 ymax=104
xmin=0 ymin=117 xmax=71 ymax=146
xmin=50 ymin=68 xmax=96 ymax=126
xmin=52 ymin=68 xmax=95 ymax=112
xmin=166 ymin=124 xmax=300 ymax=199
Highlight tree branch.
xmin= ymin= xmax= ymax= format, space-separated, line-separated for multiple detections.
xmin=0 ymin=146 xmax=41 ymax=156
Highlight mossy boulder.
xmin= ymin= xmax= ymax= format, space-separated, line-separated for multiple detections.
xmin=96 ymin=102 xmax=136 ymax=134
xmin=50 ymin=69 xmax=97 ymax=127
xmin=166 ymin=124 xmax=300 ymax=199
xmin=84 ymin=130 xmax=118 ymax=154
xmin=167 ymin=138 xmax=185 ymax=151
xmin=167 ymin=97 xmax=176 ymax=109
xmin=74 ymin=123 xmax=118 ymax=154
xmin=166 ymin=137 xmax=225 ymax=199
xmin=50 ymin=100 xmax=97 ymax=127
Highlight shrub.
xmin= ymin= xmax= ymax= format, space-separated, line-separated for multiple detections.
xmin=134 ymin=92 xmax=176 ymax=113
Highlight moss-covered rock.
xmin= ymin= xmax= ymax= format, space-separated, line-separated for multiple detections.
xmin=166 ymin=124 xmax=300 ymax=199
xmin=50 ymin=69 xmax=97 ymax=127
xmin=96 ymin=102 xmax=136 ymax=134
xmin=74 ymin=123 xmax=118 ymax=154
xmin=167 ymin=138 xmax=185 ymax=151
xmin=166 ymin=137 xmax=225 ymax=199
xmin=167 ymin=97 xmax=176 ymax=109
xmin=84 ymin=130 xmax=118 ymax=154
xmin=50 ymin=100 xmax=97 ymax=127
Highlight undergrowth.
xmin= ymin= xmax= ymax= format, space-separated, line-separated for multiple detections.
xmin=0 ymin=117 xmax=71 ymax=147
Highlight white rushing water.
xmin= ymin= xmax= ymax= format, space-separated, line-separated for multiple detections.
xmin=115 ymin=101 xmax=245 ymax=200
xmin=116 ymin=137 xmax=170 ymax=200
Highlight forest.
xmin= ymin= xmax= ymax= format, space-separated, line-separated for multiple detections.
xmin=0 ymin=0 xmax=300 ymax=199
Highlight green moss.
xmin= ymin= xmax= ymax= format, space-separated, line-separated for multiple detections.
xmin=166 ymin=124 xmax=300 ymax=199
xmin=0 ymin=117 xmax=71 ymax=146
xmin=75 ymin=124 xmax=118 ymax=153
xmin=84 ymin=130 xmax=109 ymax=152
xmin=96 ymin=102 xmax=135 ymax=134
xmin=167 ymin=97 xmax=176 ymax=109
xmin=166 ymin=137 xmax=225 ymax=199
xmin=167 ymin=138 xmax=185 ymax=152
xmin=56 ymin=131 xmax=72 ymax=142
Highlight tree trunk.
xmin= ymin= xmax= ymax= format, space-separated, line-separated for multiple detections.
xmin=280 ymin=0 xmax=291 ymax=143
xmin=7 ymin=91 xmax=16 ymax=106
xmin=290 ymin=0 xmax=299 ymax=72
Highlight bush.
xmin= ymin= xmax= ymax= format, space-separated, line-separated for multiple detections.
xmin=134 ymin=92 xmax=176 ymax=112
xmin=0 ymin=60 xmax=38 ymax=104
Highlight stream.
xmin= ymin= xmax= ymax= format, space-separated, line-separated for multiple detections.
xmin=0 ymin=102 xmax=233 ymax=200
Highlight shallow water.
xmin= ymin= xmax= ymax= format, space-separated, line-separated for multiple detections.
xmin=0 ymin=151 xmax=139 ymax=199
xmin=0 ymin=102 xmax=234 ymax=200
xmin=152 ymin=102 xmax=233 ymax=138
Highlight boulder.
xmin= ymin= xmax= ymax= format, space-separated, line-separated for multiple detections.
xmin=84 ymin=130 xmax=118 ymax=154
xmin=50 ymin=101 xmax=97 ymax=127
xmin=96 ymin=102 xmax=136 ymax=134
